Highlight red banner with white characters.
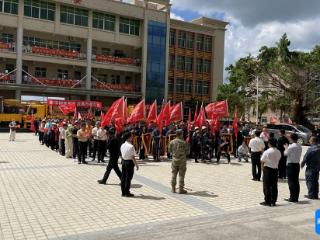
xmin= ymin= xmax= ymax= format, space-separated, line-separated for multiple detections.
xmin=47 ymin=99 xmax=102 ymax=109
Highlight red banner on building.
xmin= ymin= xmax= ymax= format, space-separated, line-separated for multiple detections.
xmin=47 ymin=99 xmax=102 ymax=109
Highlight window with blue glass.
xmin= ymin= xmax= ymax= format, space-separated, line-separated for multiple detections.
xmin=146 ymin=20 xmax=167 ymax=103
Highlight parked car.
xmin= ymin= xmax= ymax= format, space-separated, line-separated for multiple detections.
xmin=266 ymin=124 xmax=312 ymax=145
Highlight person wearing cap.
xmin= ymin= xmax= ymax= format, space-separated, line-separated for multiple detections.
xmin=77 ymin=122 xmax=89 ymax=164
xmin=169 ymin=129 xmax=189 ymax=194
xmin=192 ymin=127 xmax=202 ymax=163
xmin=120 ymin=132 xmax=139 ymax=197
xmin=97 ymin=125 xmax=108 ymax=163
xmin=98 ymin=128 xmax=122 ymax=185
xmin=91 ymin=121 xmax=100 ymax=161
xmin=260 ymin=138 xmax=281 ymax=207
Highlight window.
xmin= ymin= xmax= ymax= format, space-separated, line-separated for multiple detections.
xmin=176 ymin=79 xmax=184 ymax=93
xmin=178 ymin=31 xmax=186 ymax=48
xmin=203 ymin=82 xmax=209 ymax=94
xmin=203 ymin=60 xmax=211 ymax=73
xmin=3 ymin=0 xmax=18 ymax=14
xmin=197 ymin=34 xmax=204 ymax=51
xmin=169 ymin=54 xmax=175 ymax=69
xmin=23 ymin=35 xmax=81 ymax=51
xmin=204 ymin=36 xmax=212 ymax=52
xmin=35 ymin=67 xmax=46 ymax=78
xmin=169 ymin=31 xmax=175 ymax=47
xmin=177 ymin=56 xmax=185 ymax=70
xmin=57 ymin=69 xmax=68 ymax=79
xmin=168 ymin=78 xmax=173 ymax=93
xmin=92 ymin=12 xmax=115 ymax=32
xmin=185 ymin=57 xmax=193 ymax=72
xmin=101 ymin=48 xmax=111 ymax=56
xmin=119 ymin=17 xmax=140 ymax=36
xmin=195 ymin=81 xmax=202 ymax=95
xmin=196 ymin=59 xmax=203 ymax=73
xmin=1 ymin=33 xmax=13 ymax=43
xmin=186 ymin=33 xmax=194 ymax=49
xmin=24 ymin=0 xmax=55 ymax=21
xmin=60 ymin=5 xmax=88 ymax=27
xmin=185 ymin=79 xmax=192 ymax=93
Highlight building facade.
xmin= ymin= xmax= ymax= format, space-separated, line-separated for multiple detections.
xmin=0 ymin=0 xmax=227 ymax=105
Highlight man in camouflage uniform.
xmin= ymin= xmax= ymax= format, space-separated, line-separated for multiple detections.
xmin=169 ymin=129 xmax=189 ymax=194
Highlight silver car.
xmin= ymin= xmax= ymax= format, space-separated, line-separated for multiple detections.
xmin=266 ymin=124 xmax=312 ymax=145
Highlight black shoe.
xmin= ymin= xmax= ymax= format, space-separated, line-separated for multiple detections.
xmin=304 ymin=195 xmax=317 ymax=200
xmin=271 ymin=203 xmax=276 ymax=207
xmin=260 ymin=201 xmax=271 ymax=207
xmin=284 ymin=198 xmax=297 ymax=203
xmin=121 ymin=194 xmax=125 ymax=197
xmin=82 ymin=161 xmax=88 ymax=164
xmin=78 ymin=162 xmax=81 ymax=164
xmin=97 ymin=180 xmax=106 ymax=185
xmin=126 ymin=193 xmax=134 ymax=197
xmin=195 ymin=160 xmax=199 ymax=163
xmin=101 ymin=160 xmax=106 ymax=163
xmin=252 ymin=178 xmax=257 ymax=181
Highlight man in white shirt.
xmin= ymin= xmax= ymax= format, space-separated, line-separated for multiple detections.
xmin=59 ymin=123 xmax=67 ymax=156
xmin=284 ymin=133 xmax=302 ymax=202
xmin=248 ymin=131 xmax=265 ymax=181
xmin=120 ymin=132 xmax=139 ymax=197
xmin=260 ymin=138 xmax=281 ymax=207
xmin=91 ymin=121 xmax=100 ymax=161
xmin=97 ymin=126 xmax=108 ymax=163
xmin=9 ymin=120 xmax=17 ymax=141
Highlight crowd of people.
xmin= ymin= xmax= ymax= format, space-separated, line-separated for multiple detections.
xmin=8 ymin=118 xmax=320 ymax=203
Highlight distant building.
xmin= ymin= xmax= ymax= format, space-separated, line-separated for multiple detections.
xmin=0 ymin=0 xmax=227 ymax=105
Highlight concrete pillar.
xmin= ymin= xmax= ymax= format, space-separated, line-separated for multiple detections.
xmin=86 ymin=10 xmax=93 ymax=90
xmin=164 ymin=4 xmax=171 ymax=102
xmin=54 ymin=3 xmax=60 ymax=32
xmin=115 ymin=15 xmax=120 ymax=42
xmin=141 ymin=8 xmax=148 ymax=99
xmin=15 ymin=89 xmax=21 ymax=100
xmin=86 ymin=94 xmax=91 ymax=100
xmin=16 ymin=0 xmax=24 ymax=88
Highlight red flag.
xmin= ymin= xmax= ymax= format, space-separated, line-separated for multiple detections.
xmin=127 ymin=100 xmax=145 ymax=124
xmin=100 ymin=111 xmax=104 ymax=120
xmin=101 ymin=97 xmax=125 ymax=127
xmin=193 ymin=102 xmax=198 ymax=124
xmin=30 ymin=114 xmax=35 ymax=132
xmin=232 ymin=108 xmax=238 ymax=139
xmin=186 ymin=109 xmax=191 ymax=143
xmin=210 ymin=117 xmax=220 ymax=133
xmin=73 ymin=105 xmax=78 ymax=120
xmin=195 ymin=104 xmax=206 ymax=127
xmin=205 ymin=100 xmax=229 ymax=119
xmin=157 ymin=101 xmax=170 ymax=128
xmin=169 ymin=102 xmax=183 ymax=124
xmin=146 ymin=100 xmax=157 ymax=126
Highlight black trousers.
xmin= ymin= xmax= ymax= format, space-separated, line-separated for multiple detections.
xmin=60 ymin=139 xmax=65 ymax=156
xmin=39 ymin=132 xmax=44 ymax=144
xmin=121 ymin=160 xmax=134 ymax=195
xmin=287 ymin=163 xmax=300 ymax=201
xmin=98 ymin=140 xmax=107 ymax=162
xmin=278 ymin=155 xmax=287 ymax=178
xmin=78 ymin=141 xmax=87 ymax=163
xmin=101 ymin=158 xmax=122 ymax=183
xmin=92 ymin=139 xmax=99 ymax=160
xmin=73 ymin=139 xmax=78 ymax=158
xmin=263 ymin=167 xmax=278 ymax=204
xmin=216 ymin=150 xmax=230 ymax=163
xmin=306 ymin=168 xmax=319 ymax=199
xmin=251 ymin=152 xmax=262 ymax=180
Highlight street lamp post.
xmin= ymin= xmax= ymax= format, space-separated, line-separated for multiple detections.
xmin=256 ymin=76 xmax=259 ymax=125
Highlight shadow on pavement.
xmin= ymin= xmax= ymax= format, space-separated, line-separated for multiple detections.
xmin=0 ymin=161 xmax=10 ymax=164
xmin=296 ymin=200 xmax=310 ymax=205
xmin=131 ymin=184 xmax=143 ymax=188
xmin=134 ymin=194 xmax=165 ymax=200
xmin=187 ymin=191 xmax=218 ymax=198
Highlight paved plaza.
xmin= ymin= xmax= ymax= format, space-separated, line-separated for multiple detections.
xmin=0 ymin=133 xmax=319 ymax=240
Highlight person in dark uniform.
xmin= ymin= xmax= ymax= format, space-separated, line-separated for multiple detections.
xmin=192 ymin=127 xmax=202 ymax=163
xmin=277 ymin=130 xmax=289 ymax=179
xmin=72 ymin=122 xmax=79 ymax=159
xmin=217 ymin=135 xmax=231 ymax=163
xmin=152 ymin=127 xmax=161 ymax=161
xmin=301 ymin=137 xmax=320 ymax=199
xmin=120 ymin=132 xmax=139 ymax=197
xmin=98 ymin=128 xmax=122 ymax=184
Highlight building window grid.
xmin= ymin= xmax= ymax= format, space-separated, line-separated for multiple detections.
xmin=196 ymin=58 xmax=203 ymax=73
xmin=178 ymin=31 xmax=186 ymax=48
xmin=204 ymin=36 xmax=212 ymax=52
xmin=1 ymin=33 xmax=14 ymax=43
xmin=185 ymin=79 xmax=192 ymax=94
xmin=168 ymin=78 xmax=174 ymax=93
xmin=169 ymin=54 xmax=175 ymax=69
xmin=169 ymin=30 xmax=175 ymax=47
xmin=35 ymin=67 xmax=46 ymax=78
xmin=92 ymin=12 xmax=115 ymax=32
xmin=60 ymin=5 xmax=88 ymax=27
xmin=177 ymin=56 xmax=185 ymax=71
xmin=119 ymin=17 xmax=140 ymax=36
xmin=24 ymin=0 xmax=55 ymax=21
xmin=203 ymin=59 xmax=211 ymax=73
xmin=176 ymin=78 xmax=184 ymax=93
xmin=197 ymin=34 xmax=204 ymax=51
xmin=185 ymin=57 xmax=193 ymax=72
xmin=0 ymin=0 xmax=18 ymax=14
xmin=203 ymin=81 xmax=209 ymax=95
xmin=23 ymin=36 xmax=81 ymax=51
xmin=57 ymin=69 xmax=68 ymax=79
xmin=101 ymin=48 xmax=111 ymax=55
xmin=186 ymin=33 xmax=194 ymax=49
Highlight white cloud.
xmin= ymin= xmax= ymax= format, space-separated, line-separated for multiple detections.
xmin=170 ymin=12 xmax=184 ymax=21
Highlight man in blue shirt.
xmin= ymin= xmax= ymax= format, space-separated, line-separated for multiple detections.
xmin=301 ymin=137 xmax=320 ymax=199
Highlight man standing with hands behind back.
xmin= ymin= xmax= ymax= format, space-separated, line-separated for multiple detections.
xmin=120 ymin=132 xmax=139 ymax=197
xmin=169 ymin=129 xmax=189 ymax=194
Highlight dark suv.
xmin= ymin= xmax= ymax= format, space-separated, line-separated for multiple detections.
xmin=266 ymin=124 xmax=312 ymax=145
